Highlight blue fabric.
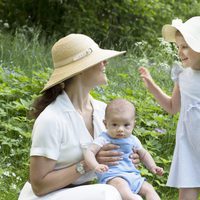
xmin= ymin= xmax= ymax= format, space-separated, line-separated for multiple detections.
xmin=96 ymin=132 xmax=145 ymax=193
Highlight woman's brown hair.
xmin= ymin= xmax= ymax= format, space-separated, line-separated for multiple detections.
xmin=29 ymin=78 xmax=72 ymax=119
xmin=29 ymin=84 xmax=63 ymax=119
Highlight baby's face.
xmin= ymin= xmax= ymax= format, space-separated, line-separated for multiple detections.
xmin=175 ymin=35 xmax=200 ymax=70
xmin=104 ymin=111 xmax=135 ymax=139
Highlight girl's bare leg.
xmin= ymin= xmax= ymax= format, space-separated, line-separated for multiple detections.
xmin=179 ymin=188 xmax=200 ymax=200
xmin=108 ymin=177 xmax=143 ymax=200
xmin=138 ymin=181 xmax=160 ymax=200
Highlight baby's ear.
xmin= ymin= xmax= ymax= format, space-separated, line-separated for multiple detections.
xmin=103 ymin=119 xmax=107 ymax=127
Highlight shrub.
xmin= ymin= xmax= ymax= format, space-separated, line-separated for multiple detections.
xmin=0 ymin=0 xmax=200 ymax=48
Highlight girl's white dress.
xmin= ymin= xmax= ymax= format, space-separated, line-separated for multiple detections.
xmin=167 ymin=64 xmax=200 ymax=188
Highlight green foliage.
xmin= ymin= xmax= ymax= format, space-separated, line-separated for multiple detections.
xmin=0 ymin=1 xmax=199 ymax=199
xmin=0 ymin=0 xmax=200 ymax=48
xmin=0 ymin=30 xmax=51 ymax=199
xmin=0 ymin=64 xmax=50 ymax=199
xmin=0 ymin=27 xmax=53 ymax=75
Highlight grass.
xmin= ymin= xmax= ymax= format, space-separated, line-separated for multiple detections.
xmin=0 ymin=28 xmax=184 ymax=200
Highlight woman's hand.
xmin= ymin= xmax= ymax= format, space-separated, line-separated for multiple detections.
xmin=96 ymin=144 xmax=141 ymax=167
xmin=96 ymin=143 xmax=123 ymax=166
xmin=130 ymin=149 xmax=140 ymax=167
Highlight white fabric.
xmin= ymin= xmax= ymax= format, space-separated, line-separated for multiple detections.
xmin=171 ymin=62 xmax=184 ymax=82
xmin=18 ymin=182 xmax=122 ymax=200
xmin=18 ymin=92 xmax=122 ymax=199
xmin=30 ymin=91 xmax=106 ymax=184
xmin=167 ymin=66 xmax=200 ymax=188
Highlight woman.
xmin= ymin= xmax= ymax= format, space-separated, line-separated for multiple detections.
xmin=19 ymin=33 xmax=139 ymax=200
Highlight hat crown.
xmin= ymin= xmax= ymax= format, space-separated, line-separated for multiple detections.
xmin=184 ymin=17 xmax=200 ymax=38
xmin=173 ymin=17 xmax=200 ymax=35
xmin=185 ymin=16 xmax=200 ymax=26
xmin=52 ymin=34 xmax=99 ymax=68
xmin=180 ymin=17 xmax=200 ymax=50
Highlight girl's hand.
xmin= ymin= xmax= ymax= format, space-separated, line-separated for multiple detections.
xmin=96 ymin=143 xmax=123 ymax=166
xmin=138 ymin=67 xmax=155 ymax=90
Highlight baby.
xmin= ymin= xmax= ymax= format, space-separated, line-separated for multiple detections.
xmin=84 ymin=98 xmax=163 ymax=200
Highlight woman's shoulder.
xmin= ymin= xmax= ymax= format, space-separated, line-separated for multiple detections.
xmin=91 ymin=97 xmax=107 ymax=110
xmin=36 ymin=92 xmax=73 ymax=122
xmin=35 ymin=104 xmax=62 ymax=125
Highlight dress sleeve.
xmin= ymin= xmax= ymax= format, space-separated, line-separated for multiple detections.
xmin=93 ymin=136 xmax=109 ymax=147
xmin=132 ymin=135 xmax=143 ymax=150
xmin=30 ymin=113 xmax=61 ymax=160
xmin=171 ymin=62 xmax=184 ymax=83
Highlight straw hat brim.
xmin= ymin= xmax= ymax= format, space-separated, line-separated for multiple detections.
xmin=162 ymin=24 xmax=177 ymax=42
xmin=42 ymin=48 xmax=126 ymax=92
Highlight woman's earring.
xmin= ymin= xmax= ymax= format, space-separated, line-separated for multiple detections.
xmin=60 ymin=82 xmax=65 ymax=90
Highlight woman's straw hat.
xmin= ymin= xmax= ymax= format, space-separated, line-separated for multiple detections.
xmin=162 ymin=16 xmax=200 ymax=53
xmin=42 ymin=33 xmax=126 ymax=92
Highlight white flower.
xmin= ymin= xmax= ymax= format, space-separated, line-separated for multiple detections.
xmin=6 ymin=163 xmax=11 ymax=167
xmin=3 ymin=22 xmax=9 ymax=28
xmin=11 ymin=183 xmax=17 ymax=190
xmin=172 ymin=19 xmax=183 ymax=27
xmin=3 ymin=171 xmax=10 ymax=176
xmin=12 ymin=172 xmax=16 ymax=177
xmin=17 ymin=176 xmax=22 ymax=181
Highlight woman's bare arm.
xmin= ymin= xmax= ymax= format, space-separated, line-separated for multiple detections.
xmin=30 ymin=156 xmax=89 ymax=196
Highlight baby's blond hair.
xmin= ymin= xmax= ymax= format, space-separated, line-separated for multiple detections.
xmin=105 ymin=98 xmax=135 ymax=120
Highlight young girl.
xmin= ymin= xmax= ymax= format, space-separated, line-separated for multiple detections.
xmin=139 ymin=16 xmax=200 ymax=200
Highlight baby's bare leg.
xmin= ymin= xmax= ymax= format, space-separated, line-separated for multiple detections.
xmin=108 ymin=177 xmax=143 ymax=200
xmin=179 ymin=188 xmax=200 ymax=200
xmin=138 ymin=181 xmax=160 ymax=200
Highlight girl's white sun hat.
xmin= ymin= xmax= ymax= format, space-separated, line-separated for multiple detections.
xmin=42 ymin=33 xmax=126 ymax=92
xmin=162 ymin=16 xmax=200 ymax=53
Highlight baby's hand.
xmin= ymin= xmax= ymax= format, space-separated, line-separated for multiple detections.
xmin=151 ymin=166 xmax=164 ymax=176
xmin=94 ymin=164 xmax=109 ymax=173
xmin=156 ymin=167 xmax=164 ymax=176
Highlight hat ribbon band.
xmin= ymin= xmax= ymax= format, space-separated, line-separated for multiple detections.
xmin=54 ymin=45 xmax=99 ymax=68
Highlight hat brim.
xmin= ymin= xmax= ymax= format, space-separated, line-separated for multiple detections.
xmin=162 ymin=24 xmax=177 ymax=42
xmin=42 ymin=48 xmax=126 ymax=92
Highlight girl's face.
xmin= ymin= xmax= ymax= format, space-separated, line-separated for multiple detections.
xmin=81 ymin=61 xmax=108 ymax=88
xmin=175 ymin=35 xmax=200 ymax=70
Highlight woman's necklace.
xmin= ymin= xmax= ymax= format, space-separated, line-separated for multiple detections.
xmin=77 ymin=102 xmax=94 ymax=137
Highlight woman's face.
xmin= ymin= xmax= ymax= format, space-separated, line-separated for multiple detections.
xmin=175 ymin=35 xmax=200 ymax=70
xmin=81 ymin=61 xmax=108 ymax=87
